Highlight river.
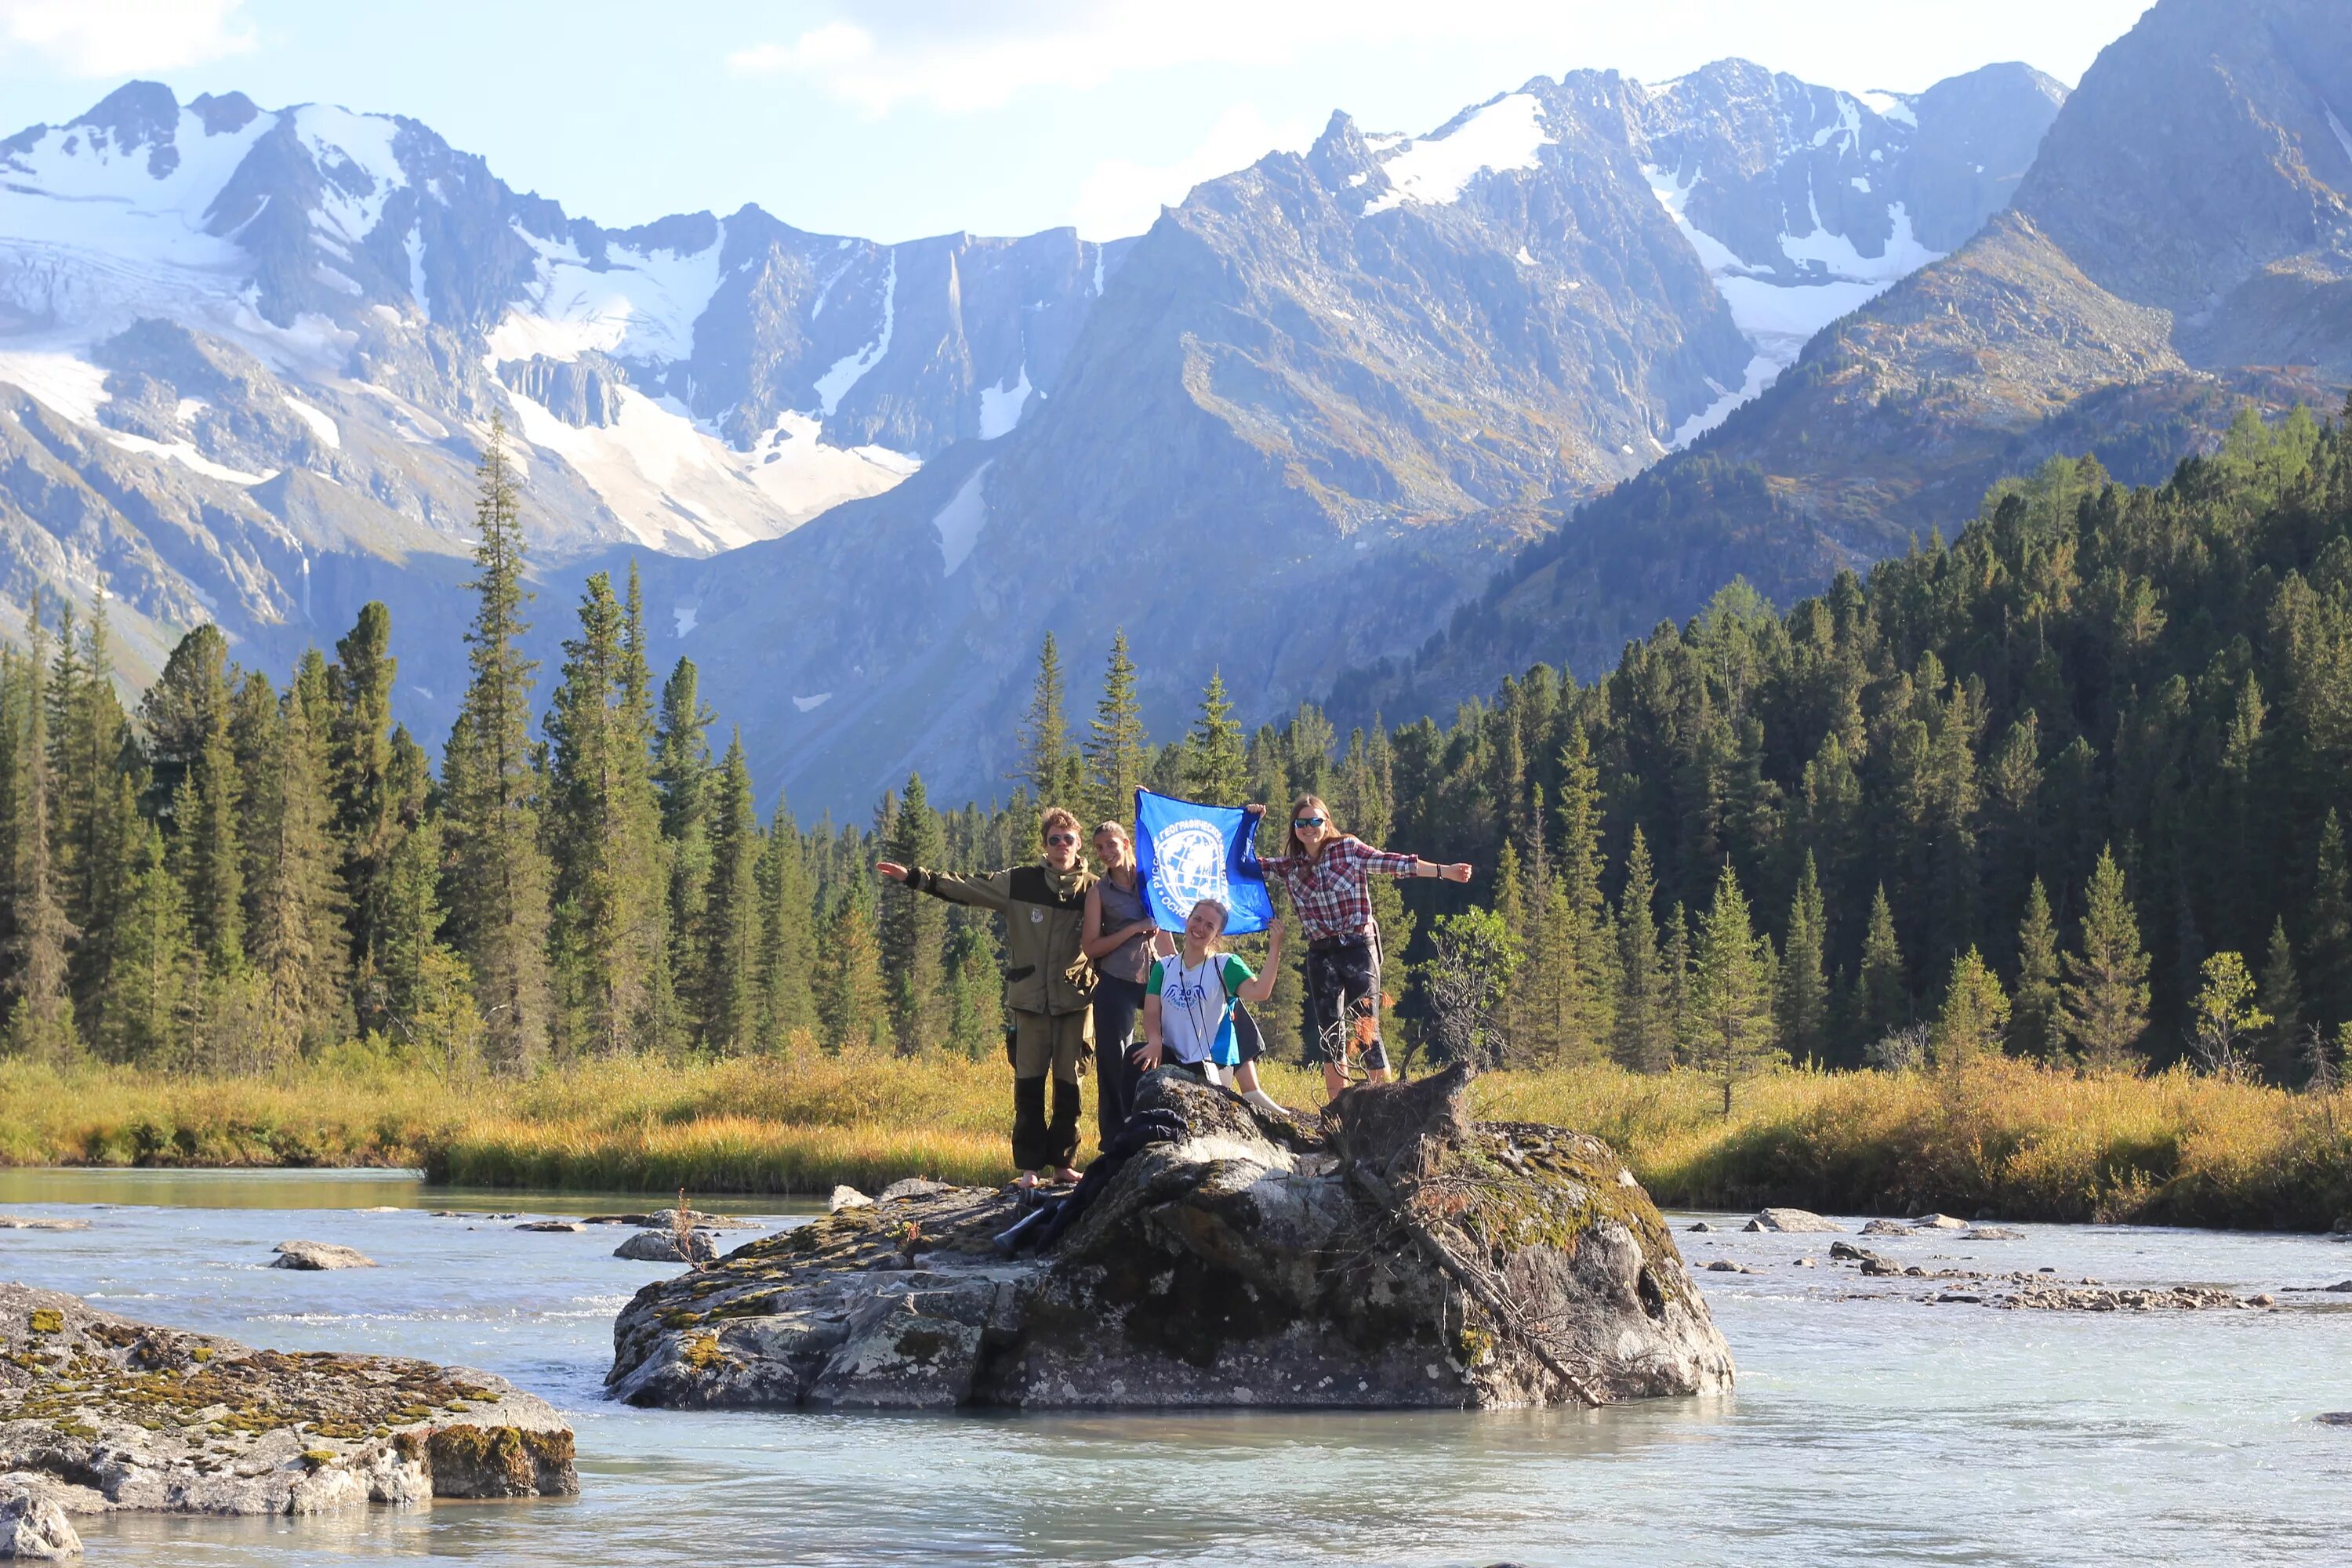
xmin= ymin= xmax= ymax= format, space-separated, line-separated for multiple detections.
xmin=2 ymin=1167 xmax=2348 ymax=1566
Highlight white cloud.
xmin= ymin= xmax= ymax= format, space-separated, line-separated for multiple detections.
xmin=1069 ymin=104 xmax=1316 ymax=240
xmin=0 ymin=0 xmax=253 ymax=76
xmin=726 ymin=1 xmax=2154 ymax=115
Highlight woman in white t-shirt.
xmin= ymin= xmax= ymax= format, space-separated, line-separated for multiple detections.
xmin=1138 ymin=900 xmax=1282 ymax=1098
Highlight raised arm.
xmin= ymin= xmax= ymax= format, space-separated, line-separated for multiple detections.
xmin=1237 ymin=918 xmax=1283 ymax=1004
xmin=1348 ymin=839 xmax=1472 ymax=884
xmin=875 ymin=862 xmax=1014 ymax=912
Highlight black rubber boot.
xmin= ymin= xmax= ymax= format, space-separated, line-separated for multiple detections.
xmin=1011 ymin=1074 xmax=1051 ymax=1173
xmin=1047 ymin=1075 xmax=1082 ymax=1171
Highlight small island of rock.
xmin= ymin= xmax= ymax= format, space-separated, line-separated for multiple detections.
xmin=609 ymin=1065 xmax=1733 ymax=1411
xmin=1 ymin=1283 xmax=577 ymax=1529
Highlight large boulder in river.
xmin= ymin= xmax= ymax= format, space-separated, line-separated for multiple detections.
xmin=270 ymin=1240 xmax=376 ymax=1270
xmin=0 ymin=1283 xmax=576 ymax=1519
xmin=608 ymin=1065 xmax=1733 ymax=1410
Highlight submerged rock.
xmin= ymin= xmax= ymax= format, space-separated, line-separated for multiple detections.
xmin=0 ymin=1283 xmax=576 ymax=1520
xmin=615 ymin=1229 xmax=717 ymax=1265
xmin=584 ymin=1210 xmax=760 ymax=1231
xmin=514 ymin=1221 xmax=584 ymax=1233
xmin=1743 ymin=1208 xmax=1844 ymax=1233
xmin=1859 ymin=1220 xmax=1913 ymax=1236
xmin=0 ymin=1481 xmax=81 ymax=1558
xmin=0 ymin=1219 xmax=88 ymax=1234
xmin=270 ymin=1241 xmax=376 ymax=1271
xmin=1964 ymin=1227 xmax=2025 ymax=1240
xmin=607 ymin=1066 xmax=1733 ymax=1412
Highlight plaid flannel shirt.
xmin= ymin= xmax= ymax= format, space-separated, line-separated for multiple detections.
xmin=1258 ymin=837 xmax=1418 ymax=944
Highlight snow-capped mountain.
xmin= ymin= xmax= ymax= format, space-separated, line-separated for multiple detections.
xmin=615 ymin=62 xmax=2057 ymax=811
xmin=1345 ymin=0 xmax=2352 ymax=728
xmin=0 ymin=81 xmax=1123 ymax=688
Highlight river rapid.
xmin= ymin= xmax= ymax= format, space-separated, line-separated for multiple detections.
xmin=2 ymin=1167 xmax=2349 ymax=1566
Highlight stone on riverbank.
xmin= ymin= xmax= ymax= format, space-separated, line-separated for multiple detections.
xmin=829 ymin=1188 xmax=872 ymax=1212
xmin=608 ymin=1065 xmax=1733 ymax=1412
xmin=0 ymin=1283 xmax=577 ymax=1519
xmin=270 ymin=1241 xmax=375 ymax=1271
xmin=1914 ymin=1214 xmax=1969 ymax=1230
xmin=1996 ymin=1285 xmax=2249 ymax=1311
xmin=0 ymin=1481 xmax=80 ymax=1559
xmin=1860 ymin=1220 xmax=1913 ymax=1236
xmin=615 ymin=1229 xmax=717 ymax=1265
xmin=1744 ymin=1208 xmax=1844 ymax=1233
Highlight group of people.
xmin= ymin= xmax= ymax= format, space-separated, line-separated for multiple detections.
xmin=877 ymin=797 xmax=1472 ymax=1188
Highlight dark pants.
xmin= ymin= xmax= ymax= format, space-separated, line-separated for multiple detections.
xmin=1010 ymin=1009 xmax=1087 ymax=1172
xmin=1306 ymin=934 xmax=1388 ymax=1073
xmin=1091 ymin=975 xmax=1149 ymax=1147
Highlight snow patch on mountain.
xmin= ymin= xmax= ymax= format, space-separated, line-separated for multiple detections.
xmin=1363 ymin=93 xmax=1553 ymax=216
xmin=106 ymin=430 xmax=275 ymax=485
xmin=814 ymin=250 xmax=896 ymax=416
xmin=0 ymin=351 xmax=108 ymax=423
xmin=281 ymin=393 xmax=340 ymax=447
xmin=978 ymin=361 xmax=1032 ymax=439
xmin=1859 ymin=90 xmax=1918 ymax=129
xmin=488 ymin=224 xmax=724 ymax=366
xmin=2328 ymin=104 xmax=2352 ymax=172
xmin=293 ymin=105 xmax=407 ymax=250
xmin=933 ymin=461 xmax=991 ymax=575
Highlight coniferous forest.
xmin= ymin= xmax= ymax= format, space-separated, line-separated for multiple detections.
xmin=5 ymin=407 xmax=2352 ymax=1100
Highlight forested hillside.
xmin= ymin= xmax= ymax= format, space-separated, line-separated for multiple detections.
xmin=1 ymin=406 xmax=2350 ymax=1093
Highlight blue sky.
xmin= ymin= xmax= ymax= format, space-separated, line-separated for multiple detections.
xmin=0 ymin=1 xmax=2156 ymax=243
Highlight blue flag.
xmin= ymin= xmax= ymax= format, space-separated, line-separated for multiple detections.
xmin=1132 ymin=788 xmax=1274 ymax=935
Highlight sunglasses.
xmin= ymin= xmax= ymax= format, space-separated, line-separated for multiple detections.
xmin=1046 ymin=833 xmax=1078 ymax=846
xmin=1294 ymin=816 xmax=1327 ymax=829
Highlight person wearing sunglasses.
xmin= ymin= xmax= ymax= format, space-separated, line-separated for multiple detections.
xmin=1247 ymin=793 xmax=1472 ymax=1100
xmin=879 ymin=806 xmax=1098 ymax=1189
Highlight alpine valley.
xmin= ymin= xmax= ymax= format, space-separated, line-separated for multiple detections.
xmin=2 ymin=0 xmax=2341 ymax=813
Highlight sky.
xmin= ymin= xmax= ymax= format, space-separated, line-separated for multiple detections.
xmin=0 ymin=0 xmax=2158 ymax=244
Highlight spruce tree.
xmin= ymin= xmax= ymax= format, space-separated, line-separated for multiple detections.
xmin=441 ymin=416 xmax=552 ymax=1072
xmin=1182 ymin=669 xmax=1248 ymax=806
xmin=1014 ymin=633 xmax=1083 ymax=807
xmin=1687 ymin=863 xmax=1777 ymax=1112
xmin=327 ymin=602 xmax=400 ymax=975
xmin=1083 ymin=630 xmax=1146 ymax=829
xmin=1933 ymin=947 xmax=2009 ymax=1073
xmin=2010 ymin=878 xmax=2063 ymax=1058
xmin=48 ymin=599 xmax=133 ymax=1022
xmin=756 ymin=800 xmax=817 ymax=1048
xmin=245 ymin=652 xmax=350 ymax=1049
xmin=878 ymin=771 xmax=949 ymax=1054
xmin=1613 ymin=826 xmax=1673 ymax=1072
xmin=2060 ymin=846 xmax=2151 ymax=1072
xmin=1779 ymin=851 xmax=1829 ymax=1065
xmin=815 ymin=880 xmax=888 ymax=1051
xmin=4 ymin=621 xmax=77 ymax=1062
xmin=1661 ymin=900 xmax=1693 ymax=1067
xmin=96 ymin=822 xmax=193 ymax=1067
xmin=145 ymin=626 xmax=243 ymax=974
xmin=1856 ymin=884 xmax=1909 ymax=1050
xmin=655 ymin=656 xmax=717 ymax=1041
xmin=2308 ymin=810 xmax=2352 ymax=1029
xmin=696 ymin=731 xmax=764 ymax=1054
xmin=2256 ymin=916 xmax=2304 ymax=1083
xmin=544 ymin=572 xmax=666 ymax=1054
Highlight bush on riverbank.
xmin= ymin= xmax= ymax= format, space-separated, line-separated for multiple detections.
xmin=3 ymin=1051 xmax=2350 ymax=1230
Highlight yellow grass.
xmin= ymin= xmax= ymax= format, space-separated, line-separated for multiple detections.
xmin=2 ymin=1049 xmax=2349 ymax=1229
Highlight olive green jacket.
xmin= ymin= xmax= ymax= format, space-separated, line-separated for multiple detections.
xmin=902 ymin=861 xmax=1097 ymax=1016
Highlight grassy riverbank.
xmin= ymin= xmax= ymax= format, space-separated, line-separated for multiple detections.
xmin=2 ymin=1051 xmax=2349 ymax=1230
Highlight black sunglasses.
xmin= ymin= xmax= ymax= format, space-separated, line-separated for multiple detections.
xmin=1293 ymin=816 xmax=1327 ymax=829
xmin=1046 ymin=833 xmax=1078 ymax=846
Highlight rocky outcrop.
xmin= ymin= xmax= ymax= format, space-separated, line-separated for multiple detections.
xmin=269 ymin=1241 xmax=376 ymax=1270
xmin=0 ymin=1283 xmax=576 ymax=1520
xmin=608 ymin=1066 xmax=1732 ymax=1411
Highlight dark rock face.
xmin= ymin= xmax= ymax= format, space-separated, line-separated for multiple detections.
xmin=0 ymin=1283 xmax=576 ymax=1518
xmin=607 ymin=1068 xmax=1731 ymax=1411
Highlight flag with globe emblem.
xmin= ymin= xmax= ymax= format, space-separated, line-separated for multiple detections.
xmin=1131 ymin=789 xmax=1274 ymax=935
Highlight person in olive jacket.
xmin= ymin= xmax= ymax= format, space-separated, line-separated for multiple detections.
xmin=878 ymin=806 xmax=1097 ymax=1187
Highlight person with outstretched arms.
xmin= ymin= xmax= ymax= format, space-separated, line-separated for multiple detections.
xmin=1247 ymin=793 xmax=1472 ymax=1100
xmin=878 ymin=807 xmax=1096 ymax=1188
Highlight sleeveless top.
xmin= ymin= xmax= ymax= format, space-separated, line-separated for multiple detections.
xmin=1096 ymin=871 xmax=1154 ymax=983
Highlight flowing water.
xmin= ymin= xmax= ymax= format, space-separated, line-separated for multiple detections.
xmin=3 ymin=1167 xmax=2350 ymax=1566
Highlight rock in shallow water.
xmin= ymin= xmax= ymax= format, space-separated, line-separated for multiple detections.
xmin=270 ymin=1240 xmax=375 ymax=1270
xmin=607 ymin=1066 xmax=1733 ymax=1412
xmin=0 ymin=1219 xmax=88 ymax=1234
xmin=0 ymin=1481 xmax=81 ymax=1558
xmin=1743 ymin=1208 xmax=1844 ymax=1233
xmin=0 ymin=1283 xmax=577 ymax=1519
xmin=615 ymin=1229 xmax=717 ymax=1264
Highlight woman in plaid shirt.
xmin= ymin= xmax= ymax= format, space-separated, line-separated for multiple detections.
xmin=1247 ymin=793 xmax=1472 ymax=1099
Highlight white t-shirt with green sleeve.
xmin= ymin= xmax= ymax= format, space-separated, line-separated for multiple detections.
xmin=1146 ymin=950 xmax=1254 ymax=1067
